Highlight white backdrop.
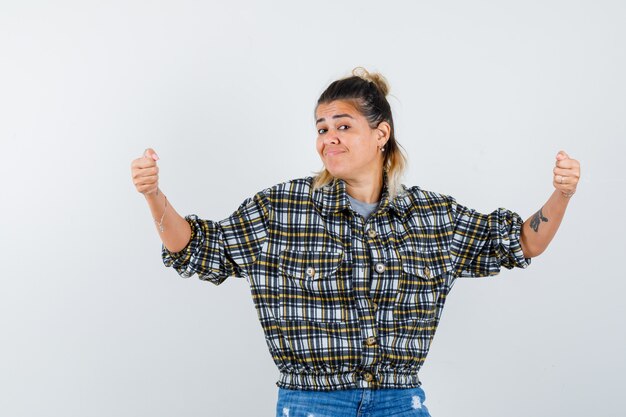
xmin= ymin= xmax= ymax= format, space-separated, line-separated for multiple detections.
xmin=1 ymin=1 xmax=624 ymax=416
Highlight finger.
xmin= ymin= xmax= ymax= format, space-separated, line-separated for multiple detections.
xmin=553 ymin=168 xmax=580 ymax=181
xmin=132 ymin=155 xmax=157 ymax=169
xmin=556 ymin=150 xmax=570 ymax=161
xmin=555 ymin=158 xmax=577 ymax=169
xmin=134 ymin=166 xmax=159 ymax=179
xmin=135 ymin=175 xmax=158 ymax=186
xmin=553 ymin=174 xmax=568 ymax=185
xmin=131 ymin=166 xmax=158 ymax=182
xmin=553 ymin=166 xmax=576 ymax=176
xmin=131 ymin=162 xmax=159 ymax=175
xmin=143 ymin=148 xmax=159 ymax=161
xmin=553 ymin=175 xmax=578 ymax=189
xmin=131 ymin=157 xmax=158 ymax=169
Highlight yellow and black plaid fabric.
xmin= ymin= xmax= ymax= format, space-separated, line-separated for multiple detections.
xmin=162 ymin=175 xmax=532 ymax=391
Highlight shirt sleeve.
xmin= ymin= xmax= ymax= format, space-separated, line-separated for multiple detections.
xmin=447 ymin=196 xmax=532 ymax=278
xmin=161 ymin=189 xmax=272 ymax=286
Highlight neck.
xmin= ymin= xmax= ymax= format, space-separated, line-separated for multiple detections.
xmin=343 ymin=167 xmax=384 ymax=204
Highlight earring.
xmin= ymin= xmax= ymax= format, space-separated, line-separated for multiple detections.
xmin=380 ymin=146 xmax=385 ymax=152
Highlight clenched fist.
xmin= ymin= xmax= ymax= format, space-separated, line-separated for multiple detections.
xmin=131 ymin=148 xmax=160 ymax=195
xmin=553 ymin=150 xmax=580 ymax=198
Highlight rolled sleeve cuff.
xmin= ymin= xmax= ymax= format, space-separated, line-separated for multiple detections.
xmin=490 ymin=208 xmax=532 ymax=271
xmin=161 ymin=214 xmax=199 ymax=275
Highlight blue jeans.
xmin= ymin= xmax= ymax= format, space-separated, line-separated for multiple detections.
xmin=276 ymin=386 xmax=431 ymax=417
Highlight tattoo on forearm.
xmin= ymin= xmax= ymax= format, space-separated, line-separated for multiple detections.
xmin=530 ymin=207 xmax=549 ymax=232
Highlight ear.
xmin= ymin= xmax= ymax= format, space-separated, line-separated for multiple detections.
xmin=376 ymin=121 xmax=391 ymax=148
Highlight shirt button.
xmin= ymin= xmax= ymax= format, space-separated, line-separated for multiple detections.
xmin=423 ymin=266 xmax=431 ymax=278
xmin=305 ymin=266 xmax=316 ymax=278
xmin=367 ymin=228 xmax=377 ymax=238
xmin=363 ymin=372 xmax=374 ymax=382
xmin=364 ymin=336 xmax=377 ymax=346
xmin=375 ymin=262 xmax=386 ymax=274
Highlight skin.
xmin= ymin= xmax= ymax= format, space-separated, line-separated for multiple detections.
xmin=315 ymin=100 xmax=391 ymax=203
xmin=135 ymin=101 xmax=581 ymax=258
xmin=313 ymin=100 xmax=582 ymax=259
xmin=518 ymin=150 xmax=581 ymax=257
xmin=131 ymin=148 xmax=192 ymax=253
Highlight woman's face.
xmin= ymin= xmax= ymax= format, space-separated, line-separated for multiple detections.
xmin=315 ymin=100 xmax=388 ymax=181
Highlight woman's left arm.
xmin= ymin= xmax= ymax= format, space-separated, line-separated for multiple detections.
xmin=519 ymin=150 xmax=581 ymax=258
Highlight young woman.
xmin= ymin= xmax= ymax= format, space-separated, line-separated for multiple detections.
xmin=130 ymin=67 xmax=580 ymax=417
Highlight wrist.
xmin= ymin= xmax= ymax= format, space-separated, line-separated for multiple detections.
xmin=144 ymin=187 xmax=161 ymax=201
xmin=154 ymin=195 xmax=168 ymax=233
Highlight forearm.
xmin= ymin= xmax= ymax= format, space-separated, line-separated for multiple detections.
xmin=520 ymin=190 xmax=571 ymax=258
xmin=144 ymin=187 xmax=192 ymax=253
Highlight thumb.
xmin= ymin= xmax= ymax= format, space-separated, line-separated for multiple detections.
xmin=144 ymin=148 xmax=159 ymax=161
xmin=556 ymin=150 xmax=569 ymax=160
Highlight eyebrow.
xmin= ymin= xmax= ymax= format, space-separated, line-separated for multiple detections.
xmin=316 ymin=114 xmax=354 ymax=125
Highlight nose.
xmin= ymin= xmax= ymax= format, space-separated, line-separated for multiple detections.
xmin=323 ymin=128 xmax=340 ymax=145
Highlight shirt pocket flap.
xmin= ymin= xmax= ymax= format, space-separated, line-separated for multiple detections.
xmin=400 ymin=249 xmax=454 ymax=279
xmin=279 ymin=249 xmax=343 ymax=280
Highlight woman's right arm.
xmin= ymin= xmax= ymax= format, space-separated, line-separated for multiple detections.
xmin=131 ymin=148 xmax=191 ymax=254
xmin=144 ymin=188 xmax=192 ymax=253
xmin=132 ymin=147 xmax=272 ymax=285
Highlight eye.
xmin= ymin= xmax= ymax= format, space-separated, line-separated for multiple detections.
xmin=317 ymin=125 xmax=349 ymax=135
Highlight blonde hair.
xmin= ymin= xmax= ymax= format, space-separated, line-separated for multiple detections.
xmin=312 ymin=67 xmax=408 ymax=199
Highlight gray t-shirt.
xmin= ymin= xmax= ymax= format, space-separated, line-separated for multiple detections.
xmin=347 ymin=194 xmax=380 ymax=221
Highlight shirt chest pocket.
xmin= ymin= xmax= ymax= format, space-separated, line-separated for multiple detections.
xmin=393 ymin=249 xmax=454 ymax=323
xmin=278 ymin=249 xmax=356 ymax=324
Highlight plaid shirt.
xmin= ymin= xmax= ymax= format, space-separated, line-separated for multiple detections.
xmin=162 ymin=175 xmax=532 ymax=391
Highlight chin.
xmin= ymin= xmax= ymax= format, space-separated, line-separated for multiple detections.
xmin=324 ymin=166 xmax=345 ymax=179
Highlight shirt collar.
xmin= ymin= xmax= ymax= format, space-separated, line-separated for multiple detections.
xmin=315 ymin=172 xmax=410 ymax=218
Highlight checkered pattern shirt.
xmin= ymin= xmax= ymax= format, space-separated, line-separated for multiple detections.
xmin=161 ymin=175 xmax=532 ymax=391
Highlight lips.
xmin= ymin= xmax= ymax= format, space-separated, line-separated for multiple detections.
xmin=325 ymin=149 xmax=345 ymax=156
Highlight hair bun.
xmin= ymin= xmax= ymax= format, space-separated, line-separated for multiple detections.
xmin=352 ymin=66 xmax=390 ymax=96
